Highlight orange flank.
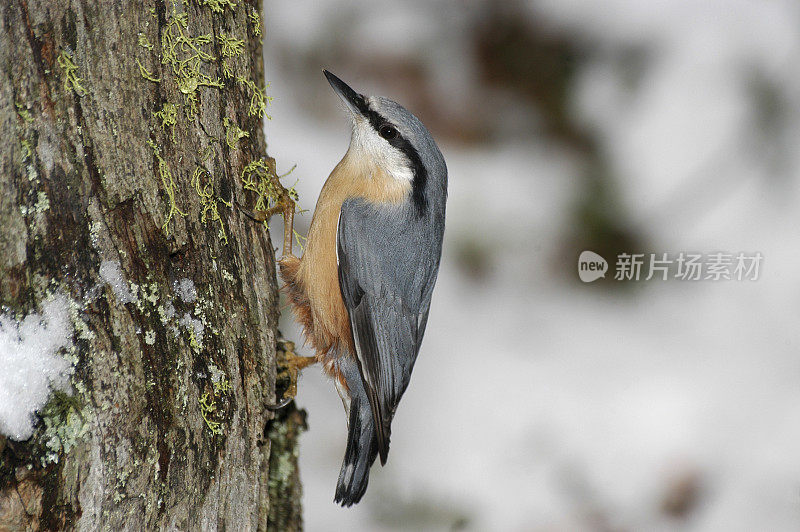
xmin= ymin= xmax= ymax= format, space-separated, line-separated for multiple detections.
xmin=279 ymin=145 xmax=411 ymax=382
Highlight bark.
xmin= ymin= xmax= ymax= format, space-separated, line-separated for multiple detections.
xmin=264 ymin=397 xmax=306 ymax=531
xmin=0 ymin=1 xmax=303 ymax=530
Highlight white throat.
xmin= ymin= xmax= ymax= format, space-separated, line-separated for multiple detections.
xmin=350 ymin=118 xmax=413 ymax=182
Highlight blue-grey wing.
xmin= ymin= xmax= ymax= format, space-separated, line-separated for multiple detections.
xmin=337 ymin=198 xmax=443 ymax=464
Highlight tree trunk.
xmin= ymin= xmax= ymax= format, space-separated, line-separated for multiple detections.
xmin=0 ymin=1 xmax=303 ymax=530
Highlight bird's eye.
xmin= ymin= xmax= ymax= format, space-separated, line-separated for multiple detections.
xmin=379 ymin=124 xmax=398 ymax=140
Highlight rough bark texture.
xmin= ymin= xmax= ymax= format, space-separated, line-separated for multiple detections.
xmin=265 ymin=400 xmax=306 ymax=532
xmin=0 ymin=1 xmax=303 ymax=530
xmin=264 ymin=338 xmax=308 ymax=532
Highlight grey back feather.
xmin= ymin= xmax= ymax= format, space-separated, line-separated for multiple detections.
xmin=337 ymin=150 xmax=446 ymax=465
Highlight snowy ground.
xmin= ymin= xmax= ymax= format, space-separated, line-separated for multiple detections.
xmin=262 ymin=1 xmax=800 ymax=529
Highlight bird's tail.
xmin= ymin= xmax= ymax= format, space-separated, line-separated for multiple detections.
xmin=334 ymin=393 xmax=379 ymax=506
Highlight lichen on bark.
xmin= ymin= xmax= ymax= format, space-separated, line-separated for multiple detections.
xmin=0 ymin=1 xmax=303 ymax=529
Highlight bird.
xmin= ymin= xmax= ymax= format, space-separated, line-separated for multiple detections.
xmin=266 ymin=70 xmax=448 ymax=506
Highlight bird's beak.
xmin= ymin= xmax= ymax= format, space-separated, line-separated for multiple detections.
xmin=324 ymin=70 xmax=364 ymax=117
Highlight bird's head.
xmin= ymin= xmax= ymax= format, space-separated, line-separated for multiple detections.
xmin=324 ymin=70 xmax=446 ymax=214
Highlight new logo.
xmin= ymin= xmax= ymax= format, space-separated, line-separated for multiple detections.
xmin=578 ymin=251 xmax=608 ymax=283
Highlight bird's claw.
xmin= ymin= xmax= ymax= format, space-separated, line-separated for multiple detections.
xmin=236 ymin=171 xmax=297 ymax=258
xmin=265 ymin=396 xmax=293 ymax=411
xmin=272 ymin=337 xmax=317 ymax=408
xmin=235 ymin=200 xmax=269 ymax=223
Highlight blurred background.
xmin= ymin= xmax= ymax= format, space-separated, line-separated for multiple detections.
xmin=261 ymin=1 xmax=800 ymax=530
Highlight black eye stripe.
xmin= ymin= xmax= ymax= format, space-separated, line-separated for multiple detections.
xmin=354 ymin=97 xmax=428 ymax=217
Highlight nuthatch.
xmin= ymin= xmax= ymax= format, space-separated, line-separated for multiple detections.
xmin=260 ymin=71 xmax=447 ymax=506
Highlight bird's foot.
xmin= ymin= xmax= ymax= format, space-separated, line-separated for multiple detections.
xmin=268 ymin=337 xmax=317 ymax=410
xmin=236 ymin=162 xmax=297 ymax=258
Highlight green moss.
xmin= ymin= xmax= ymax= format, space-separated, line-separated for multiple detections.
xmin=34 ymin=191 xmax=50 ymax=214
xmin=191 ymin=166 xmax=230 ymax=245
xmin=56 ymin=50 xmax=87 ymax=96
xmin=157 ymin=303 xmax=172 ymax=326
xmin=147 ymin=139 xmax=188 ymax=236
xmin=195 ymin=0 xmax=237 ymax=13
xmin=292 ymin=228 xmax=308 ymax=253
xmin=136 ymin=58 xmax=161 ymax=83
xmin=240 ymin=159 xmax=269 ymax=204
xmin=20 ymin=139 xmax=32 ymax=162
xmin=198 ymin=363 xmax=233 ymax=436
xmin=128 ymin=282 xmax=143 ymax=309
xmin=187 ymin=327 xmax=201 ymax=351
xmin=133 ymin=4 xmax=292 ymax=261
xmin=217 ymin=33 xmax=245 ymax=57
xmin=218 ymin=33 xmax=245 ymax=79
xmin=71 ymin=306 xmax=96 ymax=341
xmin=222 ymin=117 xmax=249 ymax=150
xmin=236 ymin=77 xmax=271 ymax=119
xmin=40 ymin=390 xmax=91 ymax=465
xmin=112 ymin=467 xmax=132 ymax=503
xmin=153 ymin=102 xmax=178 ymax=141
xmin=15 ymin=102 xmax=34 ymax=123
xmin=137 ymin=32 xmax=154 ymax=50
xmin=199 ymin=392 xmax=222 ymax=435
xmin=240 ymin=159 xmax=290 ymax=216
xmin=161 ymin=9 xmax=223 ymax=115
xmin=248 ymin=10 xmax=262 ymax=36
xmin=142 ymin=282 xmax=161 ymax=306
xmin=214 ymin=376 xmax=231 ymax=395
